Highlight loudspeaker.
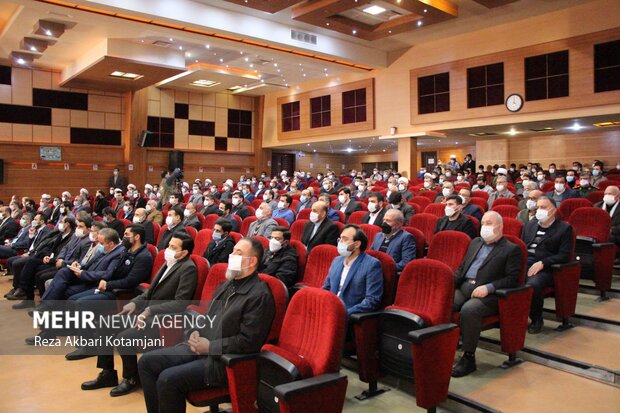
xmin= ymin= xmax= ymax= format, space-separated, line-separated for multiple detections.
xmin=169 ymin=151 xmax=184 ymax=171
xmin=0 ymin=159 xmax=4 ymax=184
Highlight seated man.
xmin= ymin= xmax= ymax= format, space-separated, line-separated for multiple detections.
xmin=301 ymin=201 xmax=339 ymax=254
xmin=102 ymin=206 xmax=125 ymax=238
xmin=323 ymin=224 xmax=383 ymax=316
xmin=272 ymin=194 xmax=295 ymax=225
xmin=295 ymin=189 xmax=314 ymax=215
xmin=183 ymin=203 xmax=201 ymax=231
xmin=459 ymin=188 xmax=483 ymax=222
xmin=451 ymin=211 xmax=521 ymax=377
xmin=522 ymin=196 xmax=572 ymax=334
xmin=133 ymin=208 xmax=155 ymax=245
xmin=435 ymin=195 xmax=477 ymax=239
xmin=0 ymin=213 xmax=32 ymax=259
xmin=595 ymin=185 xmax=620 ymax=251
xmin=146 ymin=200 xmax=164 ymax=226
xmin=487 ymin=176 xmax=515 ymax=209
xmin=0 ymin=206 xmax=20 ymax=241
xmin=434 ymin=181 xmax=455 ymax=203
xmin=157 ymin=206 xmax=186 ymax=251
xmin=81 ymin=232 xmax=197 ymax=397
xmin=200 ymin=193 xmax=220 ymax=217
xmin=517 ymin=190 xmax=543 ymax=225
xmin=370 ymin=209 xmax=416 ymax=273
xmin=387 ymin=192 xmax=415 ymax=225
xmin=217 ymin=200 xmax=240 ymax=233
xmin=230 ymin=191 xmax=251 ymax=220
xmin=260 ymin=226 xmax=298 ymax=288
xmin=262 ymin=189 xmax=279 ymax=211
xmin=544 ymin=175 xmax=578 ymax=207
xmin=121 ymin=200 xmax=135 ymax=222
xmin=362 ymin=192 xmax=387 ymax=227
xmin=248 ymin=203 xmax=278 ymax=238
xmin=318 ymin=194 xmax=341 ymax=222
xmin=138 ymin=237 xmax=274 ymax=412
xmin=397 ymin=177 xmax=414 ymax=201
xmin=334 ymin=188 xmax=362 ymax=223
xmin=354 ymin=180 xmax=370 ymax=201
xmin=204 ymin=219 xmax=235 ymax=266
xmin=188 ymin=183 xmax=204 ymax=206
xmin=472 ymin=175 xmax=493 ymax=195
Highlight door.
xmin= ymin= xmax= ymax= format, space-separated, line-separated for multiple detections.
xmin=271 ymin=152 xmax=296 ymax=177
xmin=421 ymin=151 xmax=437 ymax=169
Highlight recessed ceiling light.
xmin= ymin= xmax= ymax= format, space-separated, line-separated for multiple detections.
xmin=313 ymin=149 xmax=317 ymax=153
xmin=274 ymin=63 xmax=278 ymax=67
xmin=508 ymin=128 xmax=518 ymax=136
xmin=191 ymin=79 xmax=221 ymax=88
xmin=45 ymin=29 xmax=52 ymax=36
xmin=244 ymin=57 xmax=249 ymax=62
xmin=423 ymin=8 xmax=428 ymax=13
xmin=109 ymin=71 xmax=144 ymax=80
xmin=249 ymin=64 xmax=254 ymax=68
xmin=570 ymin=122 xmax=583 ymax=131
xmin=17 ymin=58 xmax=26 ymax=65
xmin=363 ymin=5 xmax=386 ymax=15
xmin=326 ymin=22 xmax=330 ymax=26
xmin=205 ymin=44 xmax=210 ymax=48
xmin=417 ymin=21 xmax=423 ymax=27
xmin=169 ymin=38 xmax=173 ymax=42
xmin=30 ymin=46 xmax=37 ymax=51
xmin=186 ymin=52 xmax=191 ymax=57
xmin=352 ymin=29 xmax=357 ymax=35
xmin=219 ymin=58 xmax=223 ymax=62
xmin=240 ymin=51 xmax=243 ymax=54
xmin=346 ymin=147 xmax=353 ymax=153
xmin=178 ymin=46 xmax=183 ymax=50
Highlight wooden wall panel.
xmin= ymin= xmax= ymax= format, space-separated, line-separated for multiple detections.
xmin=416 ymin=145 xmax=477 ymax=171
xmin=0 ymin=142 xmax=125 ymax=201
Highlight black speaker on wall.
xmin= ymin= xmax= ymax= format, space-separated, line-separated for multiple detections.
xmin=169 ymin=151 xmax=184 ymax=171
xmin=0 ymin=159 xmax=4 ymax=184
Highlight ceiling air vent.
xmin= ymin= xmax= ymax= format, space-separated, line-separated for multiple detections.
xmin=291 ymin=30 xmax=317 ymax=45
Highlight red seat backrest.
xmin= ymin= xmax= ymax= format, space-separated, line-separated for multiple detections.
xmin=146 ymin=244 xmax=158 ymax=261
xmin=558 ymin=198 xmax=592 ymax=221
xmin=502 ymin=217 xmax=523 ymax=238
xmin=229 ymin=232 xmax=243 ymax=244
xmin=409 ymin=213 xmax=438 ymax=244
xmin=472 ymin=191 xmax=489 ymax=200
xmin=348 ymin=211 xmax=366 ymax=225
xmin=470 ymin=197 xmax=488 ymax=212
xmin=541 ymin=182 xmax=555 ymax=193
xmin=203 ymin=214 xmax=219 ymax=230
xmin=423 ymin=203 xmax=446 ymax=218
xmin=241 ymin=216 xmax=258 ymax=236
xmin=360 ymin=224 xmax=381 ymax=245
xmin=297 ymin=209 xmax=311 ymax=220
xmin=150 ymin=249 xmax=166 ymax=282
xmin=193 ymin=229 xmax=213 ymax=256
xmin=190 ymin=255 xmax=210 ymax=300
xmin=333 ymin=221 xmax=344 ymax=232
xmin=298 ymin=244 xmax=339 ymax=288
xmin=410 ymin=196 xmax=431 ymax=211
xmin=416 ymin=191 xmax=438 ymax=202
xmin=119 ymin=218 xmax=130 ymax=230
xmin=568 ymin=207 xmax=611 ymax=242
xmin=586 ymin=191 xmax=604 ymax=204
xmin=427 ymin=230 xmax=471 ymax=272
xmin=274 ymin=217 xmax=290 ymax=228
xmin=492 ymin=198 xmax=518 ymax=208
xmin=389 ymin=259 xmax=454 ymax=326
xmin=253 ymin=235 xmax=269 ymax=250
xmin=403 ymin=226 xmax=425 ymax=258
xmin=290 ymin=220 xmax=308 ymax=242
xmin=152 ymin=223 xmax=160 ymax=245
xmin=263 ymin=288 xmax=345 ymax=377
xmin=289 ymin=240 xmax=307 ymax=281
xmin=465 ymin=214 xmax=480 ymax=234
xmin=252 ymin=199 xmax=264 ymax=209
xmin=184 ymin=226 xmax=198 ymax=240
xmin=365 ymin=250 xmax=397 ymax=308
xmin=156 ymin=224 xmax=168 ymax=246
xmin=491 ymin=205 xmax=520 ymax=219
xmin=258 ymin=274 xmax=289 ymax=344
xmin=503 ymin=235 xmax=528 ymax=285
xmin=196 ymin=213 xmax=206 ymax=230
xmin=194 ymin=263 xmax=228 ymax=312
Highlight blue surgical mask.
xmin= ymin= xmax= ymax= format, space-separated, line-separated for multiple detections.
xmin=96 ymin=244 xmax=105 ymax=255
xmin=213 ymin=232 xmax=222 ymax=241
xmin=300 ymin=195 xmax=307 ymax=203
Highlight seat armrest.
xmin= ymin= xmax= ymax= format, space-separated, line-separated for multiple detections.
xmin=221 ymin=353 xmax=260 ymax=367
xmin=349 ymin=311 xmax=382 ymax=324
xmin=592 ymin=242 xmax=616 ymax=249
xmin=576 ymin=235 xmax=596 ymax=243
xmin=408 ymin=323 xmax=458 ymax=344
xmin=551 ymin=261 xmax=580 ymax=271
xmin=383 ymin=308 xmax=425 ymax=328
xmin=496 ymin=285 xmax=532 ymax=298
xmin=135 ymin=284 xmax=149 ymax=294
xmin=273 ymin=373 xmax=346 ymax=400
xmin=258 ymin=351 xmax=302 ymax=381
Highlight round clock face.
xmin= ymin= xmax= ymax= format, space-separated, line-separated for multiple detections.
xmin=506 ymin=94 xmax=523 ymax=112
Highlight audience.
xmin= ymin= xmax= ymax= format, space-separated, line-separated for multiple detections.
xmin=435 ymin=195 xmax=477 ymax=239
xmin=370 ymin=209 xmax=416 ymax=272
xmin=204 ymin=219 xmax=235 ymax=266
xmin=362 ymin=192 xmax=387 ymax=227
xmin=272 ymin=194 xmax=295 ymax=225
xmin=334 ymin=187 xmax=362 ymax=222
xmin=259 ymin=226 xmax=299 ymax=288
xmin=301 ymin=201 xmax=339 ymax=254
xmin=248 ymin=203 xmax=278 ymax=238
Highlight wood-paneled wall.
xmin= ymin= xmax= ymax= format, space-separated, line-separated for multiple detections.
xmin=0 ymin=142 xmax=125 ymax=201
xmin=416 ymin=145 xmax=476 ymax=170
xmin=294 ymin=151 xmax=398 ymax=176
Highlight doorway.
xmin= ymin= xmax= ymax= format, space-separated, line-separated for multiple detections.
xmin=421 ymin=151 xmax=438 ymax=169
xmin=271 ymin=152 xmax=296 ymax=177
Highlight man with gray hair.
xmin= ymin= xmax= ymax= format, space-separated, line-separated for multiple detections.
xmin=487 ymin=176 xmax=515 ymax=209
xmin=370 ymin=208 xmax=416 ymax=272
xmin=248 ymin=202 xmax=278 ymax=238
xmin=595 ymin=185 xmax=620 ymax=249
xmin=451 ymin=211 xmax=522 ymax=377
xmin=517 ymin=189 xmax=543 ymax=225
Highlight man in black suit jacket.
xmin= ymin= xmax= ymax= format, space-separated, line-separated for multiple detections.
xmin=435 ymin=195 xmax=477 ymax=239
xmin=81 ymin=232 xmax=198 ymax=397
xmin=595 ymin=185 xmax=620 ymax=248
xmin=362 ymin=192 xmax=387 ymax=227
xmin=522 ymin=196 xmax=572 ymax=334
xmin=204 ymin=219 xmax=235 ymax=266
xmin=109 ymin=168 xmax=126 ymax=190
xmin=452 ymin=211 xmax=521 ymax=377
xmin=301 ymin=201 xmax=339 ymax=254
xmin=157 ymin=206 xmax=185 ymax=251
xmin=334 ymin=187 xmax=362 ymax=223
xmin=0 ymin=206 xmax=19 ymax=241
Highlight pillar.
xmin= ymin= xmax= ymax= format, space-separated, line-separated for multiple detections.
xmin=397 ymin=137 xmax=418 ymax=178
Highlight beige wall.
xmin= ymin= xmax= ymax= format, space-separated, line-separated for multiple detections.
xmin=293 ymin=151 xmax=398 ymax=176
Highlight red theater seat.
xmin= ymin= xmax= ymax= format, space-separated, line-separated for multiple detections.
xmin=347 ymin=211 xmax=366 ymax=225
xmin=492 ymin=197 xmax=518 ymax=208
xmin=492 ymin=205 xmax=520 ymax=219
xmin=409 ymin=213 xmax=438 ymax=245
xmin=290 ymin=220 xmax=308 ymax=242
xmin=423 ymin=203 xmax=446 ymax=218
xmin=293 ymin=244 xmax=339 ymax=289
xmin=502 ymin=217 xmax=524 ymax=238
xmin=427 ymin=230 xmax=471 ymax=272
xmin=192 ymin=229 xmax=213 ymax=257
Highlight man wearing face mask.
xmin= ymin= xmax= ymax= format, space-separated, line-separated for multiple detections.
xmin=102 ymin=207 xmax=125 ymax=239
xmin=168 ymin=193 xmax=182 ymax=209
xmin=121 ymin=200 xmax=135 ymax=222
xmin=575 ymin=173 xmax=596 ymax=198
xmin=259 ymin=226 xmax=298 ymax=288
xmin=220 ymin=180 xmax=234 ymax=200
xmin=204 ymin=219 xmax=235 ymax=266
xmin=435 ymin=195 xmax=477 ymax=239
xmin=565 ymin=170 xmax=578 ymax=189
xmin=217 ymin=200 xmax=240 ymax=233
xmin=472 ymin=175 xmax=493 ymax=195
xmin=38 ymin=194 xmax=53 ymax=218
xmin=435 ymin=181 xmax=456 ymax=203
xmin=295 ymin=189 xmax=314 ymax=215
xmin=517 ymin=190 xmax=543 ymax=225
xmin=145 ymin=200 xmax=164 ymax=226
xmin=595 ymin=186 xmax=620 ymax=249
xmin=323 ymin=225 xmax=383 ymax=317
xmin=188 ymin=184 xmax=204 ymax=207
xmin=362 ymin=192 xmax=387 ymax=227
xmin=397 ymin=177 xmax=414 ymax=201
xmin=522 ymin=196 xmax=573 ymax=334
xmin=370 ymin=209 xmax=416 ymax=272
xmin=517 ymin=180 xmax=538 ymax=209
xmin=354 ymin=180 xmax=371 ymax=201
xmin=459 ymin=188 xmax=483 ymax=222
xmin=0 ymin=206 xmax=19 ymax=241
xmin=318 ymin=194 xmax=341 ymax=222
xmin=387 ymin=192 xmax=415 ymax=225
xmin=49 ymin=196 xmax=63 ymax=224
xmin=0 ymin=213 xmax=32 ymax=260
xmin=200 ymin=193 xmax=219 ymax=217
xmin=254 ymin=180 xmax=267 ymax=199
xmin=182 ymin=203 xmax=201 ymax=232
xmin=334 ymin=188 xmax=362 ymax=223
xmin=112 ymin=189 xmax=126 ymax=216
xmin=133 ymin=208 xmax=155 ymax=245
xmin=157 ymin=206 xmax=186 ymax=251
xmin=248 ymin=203 xmax=278 ymax=238
xmin=138 ymin=237 xmax=273 ymax=412
xmin=229 ymin=191 xmax=250 ymax=220
xmin=487 ymin=176 xmax=515 ymax=209
xmin=451 ymin=211 xmax=522 ymax=377
xmin=81 ymin=232 xmax=196 ymax=397
xmin=301 ymin=201 xmax=339 ymax=254
xmin=109 ymin=167 xmax=125 ymax=190
xmin=590 ymin=163 xmax=607 ymax=189
xmin=93 ymin=190 xmax=108 ymax=217
xmin=545 ymin=175 xmax=578 ymax=207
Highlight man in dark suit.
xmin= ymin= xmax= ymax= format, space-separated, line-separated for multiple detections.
xmin=102 ymin=207 xmax=126 ymax=239
xmin=133 ymin=208 xmax=155 ymax=245
xmin=387 ymin=192 xmax=414 ymax=225
xmin=259 ymin=226 xmax=298 ymax=288
xmin=596 ymin=185 xmax=620 ymax=249
xmin=230 ymin=191 xmax=250 ymax=220
xmin=109 ymin=167 xmax=126 ymax=190
xmin=295 ymin=189 xmax=314 ymax=216
xmin=0 ymin=213 xmax=32 ymax=259
xmin=462 ymin=154 xmax=476 ymax=174
xmin=522 ymin=196 xmax=573 ymax=334
xmin=81 ymin=231 xmax=197 ymax=397
xmin=459 ymin=188 xmax=483 ymax=222
xmin=157 ymin=206 xmax=186 ymax=251
xmin=451 ymin=211 xmax=522 ymax=377
xmin=301 ymin=201 xmax=339 ymax=254
xmin=323 ymin=225 xmax=383 ymax=316
xmin=38 ymin=194 xmax=53 ymax=219
xmin=0 ymin=206 xmax=19 ymax=242
xmin=138 ymin=237 xmax=274 ymax=412
xmin=435 ymin=195 xmax=477 ymax=239
xmin=544 ymin=175 xmax=578 ymax=207
xmin=371 ymin=209 xmax=416 ymax=272
xmin=204 ymin=219 xmax=235 ymax=266
xmin=334 ymin=187 xmax=362 ymax=223
xmin=362 ymin=192 xmax=388 ymax=227
xmin=200 ymin=193 xmax=220 ymax=217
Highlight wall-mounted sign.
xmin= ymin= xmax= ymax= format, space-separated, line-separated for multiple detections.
xmin=40 ymin=146 xmax=61 ymax=161
xmin=148 ymin=166 xmax=153 ymax=172
xmin=92 ymin=164 xmax=98 ymax=171
xmin=31 ymin=163 xmax=37 ymax=170
xmin=64 ymin=163 xmax=69 ymax=170
xmin=128 ymin=164 xmax=134 ymax=171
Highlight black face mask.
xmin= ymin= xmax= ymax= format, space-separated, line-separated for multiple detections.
xmin=217 ymin=209 xmax=224 ymax=216
xmin=122 ymin=237 xmax=132 ymax=249
xmin=478 ymin=184 xmax=485 ymax=189
xmin=381 ymin=222 xmax=392 ymax=234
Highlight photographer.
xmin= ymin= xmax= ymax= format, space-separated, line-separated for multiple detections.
xmin=159 ymin=168 xmax=182 ymax=207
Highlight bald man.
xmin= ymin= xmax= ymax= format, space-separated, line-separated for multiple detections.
xmin=300 ymin=201 xmax=339 ymax=254
xmin=451 ymin=211 xmax=522 ymax=377
xmin=595 ymin=185 xmax=620 ymax=248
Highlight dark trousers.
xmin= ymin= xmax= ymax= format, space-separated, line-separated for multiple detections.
xmin=138 ymin=344 xmax=207 ymax=413
xmin=525 ymin=270 xmax=553 ymax=321
xmin=17 ymin=259 xmax=47 ymax=299
xmin=453 ymin=281 xmax=499 ymax=354
xmin=8 ymin=255 xmax=30 ymax=285
xmin=41 ymin=267 xmax=92 ymax=301
xmin=0 ymin=245 xmax=18 ymax=259
xmin=35 ymin=267 xmax=58 ymax=296
xmin=97 ymin=324 xmax=162 ymax=379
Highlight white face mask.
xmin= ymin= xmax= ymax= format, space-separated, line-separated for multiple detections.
xmin=367 ymin=202 xmax=377 ymax=213
xmin=183 ymin=209 xmax=191 ymax=217
xmin=309 ymin=211 xmax=320 ymax=223
xmin=537 ymin=175 xmax=544 ymax=181
xmin=442 ymin=188 xmax=452 ymax=197
xmin=232 ymin=197 xmax=241 ymax=206
xmin=423 ymin=181 xmax=430 ymax=188
xmin=53 ymin=200 xmax=59 ymax=207
xmin=338 ymin=195 xmax=346 ymax=204
xmin=164 ymin=248 xmax=178 ymax=265
xmin=255 ymin=208 xmax=264 ymax=220
xmin=567 ymin=176 xmax=575 ymax=182
xmin=133 ymin=216 xmax=143 ymax=224
xmin=496 ymin=184 xmax=505 ymax=192
xmin=603 ymin=194 xmax=617 ymax=206
xmin=227 ymin=254 xmax=244 ymax=278
xmin=398 ymin=184 xmax=406 ymax=191
xmin=337 ymin=241 xmax=352 ymax=257
xmin=554 ymin=183 xmax=565 ymax=193
xmin=549 ymin=168 xmax=555 ymax=174
xmin=75 ymin=228 xmax=86 ymax=238
xmin=445 ymin=172 xmax=452 ymax=178
xmin=269 ymin=238 xmax=282 ymax=253
xmin=89 ymin=232 xmax=97 ymax=242
xmin=146 ymin=205 xmax=152 ymax=212
xmin=263 ymin=194 xmax=270 ymax=201
xmin=526 ymin=199 xmax=537 ymax=211
xmin=457 ymin=176 xmax=463 ymax=182
xmin=58 ymin=222 xmax=66 ymax=231
xmin=536 ymin=209 xmax=550 ymax=223
xmin=444 ymin=206 xmax=456 ymax=217
xmin=277 ymin=201 xmax=286 ymax=209
xmin=165 ymin=216 xmax=174 ymax=227
xmin=480 ymin=225 xmax=495 ymax=242
xmin=579 ymin=179 xmax=589 ymax=187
